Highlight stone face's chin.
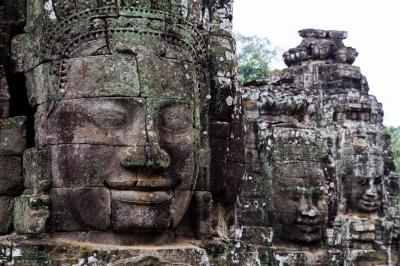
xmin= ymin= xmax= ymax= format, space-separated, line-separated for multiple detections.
xmin=293 ymin=232 xmax=323 ymax=244
xmin=109 ymin=190 xmax=194 ymax=232
xmin=348 ymin=193 xmax=381 ymax=213
xmin=281 ymin=224 xmax=323 ymax=244
xmin=108 ymin=171 xmax=195 ymax=232
xmin=277 ymin=219 xmax=325 ymax=244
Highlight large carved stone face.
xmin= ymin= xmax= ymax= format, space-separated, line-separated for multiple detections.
xmin=271 ymin=162 xmax=329 ymax=244
xmin=35 ymin=52 xmax=201 ymax=232
xmin=344 ymin=154 xmax=383 ymax=213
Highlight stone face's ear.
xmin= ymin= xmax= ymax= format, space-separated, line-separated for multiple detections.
xmin=191 ymin=191 xmax=214 ymax=238
xmin=13 ymin=194 xmax=50 ymax=234
xmin=13 ymin=148 xmax=51 ymax=235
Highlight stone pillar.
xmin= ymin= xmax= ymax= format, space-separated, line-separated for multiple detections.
xmin=0 ymin=0 xmax=27 ymax=236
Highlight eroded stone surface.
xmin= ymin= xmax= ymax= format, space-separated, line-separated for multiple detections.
xmin=0 ymin=238 xmax=211 ymax=265
xmin=49 ymin=188 xmax=111 ymax=232
xmin=13 ymin=194 xmax=49 ymax=234
xmin=0 ymin=116 xmax=27 ymax=156
xmin=0 ymin=156 xmax=24 ymax=196
xmin=23 ymin=148 xmax=51 ymax=193
xmin=0 ymin=197 xmax=13 ymax=234
xmin=0 ymin=66 xmax=10 ymax=118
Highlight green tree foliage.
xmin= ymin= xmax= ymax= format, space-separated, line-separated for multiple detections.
xmin=385 ymin=126 xmax=400 ymax=170
xmin=236 ymin=34 xmax=279 ymax=84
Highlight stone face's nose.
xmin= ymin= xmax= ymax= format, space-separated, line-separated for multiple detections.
xmin=119 ymin=145 xmax=170 ymax=169
xmin=120 ymin=146 xmax=146 ymax=169
xmin=365 ymin=178 xmax=378 ymax=197
xmin=302 ymin=206 xmax=318 ymax=218
xmin=146 ymin=144 xmax=171 ymax=169
xmin=299 ymin=195 xmax=318 ymax=218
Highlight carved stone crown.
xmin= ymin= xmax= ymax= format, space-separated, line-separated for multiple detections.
xmin=26 ymin=0 xmax=207 ymax=61
xmin=259 ymin=127 xmax=329 ymax=163
xmin=283 ymin=28 xmax=359 ymax=67
xmin=49 ymin=0 xmax=199 ymax=21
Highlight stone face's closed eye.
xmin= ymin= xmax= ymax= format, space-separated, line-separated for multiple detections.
xmin=90 ymin=107 xmax=128 ymax=128
xmin=161 ymin=104 xmax=193 ymax=132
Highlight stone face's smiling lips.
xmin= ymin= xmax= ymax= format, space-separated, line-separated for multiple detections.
xmin=111 ymin=190 xmax=174 ymax=204
xmin=295 ymin=218 xmax=323 ymax=226
xmin=294 ymin=216 xmax=324 ymax=234
xmin=292 ymin=203 xmax=326 ymax=237
xmin=106 ymin=171 xmax=176 ymax=204
xmin=294 ymin=224 xmax=322 ymax=234
xmin=105 ymin=172 xmax=175 ymax=191
xmin=359 ymin=196 xmax=380 ymax=210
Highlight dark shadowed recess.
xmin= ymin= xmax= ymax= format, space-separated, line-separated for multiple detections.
xmin=6 ymin=69 xmax=35 ymax=148
xmin=2 ymin=0 xmax=34 ymax=148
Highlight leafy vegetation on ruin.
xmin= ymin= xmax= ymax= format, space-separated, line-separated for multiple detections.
xmin=385 ymin=126 xmax=400 ymax=169
xmin=236 ymin=34 xmax=279 ymax=84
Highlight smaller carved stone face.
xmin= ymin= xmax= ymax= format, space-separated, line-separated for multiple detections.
xmin=344 ymin=155 xmax=383 ymax=213
xmin=271 ymin=162 xmax=328 ymax=244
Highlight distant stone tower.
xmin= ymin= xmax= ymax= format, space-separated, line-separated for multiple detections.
xmin=241 ymin=29 xmax=400 ymax=265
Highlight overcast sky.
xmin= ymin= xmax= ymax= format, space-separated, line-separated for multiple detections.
xmin=233 ymin=0 xmax=400 ymax=126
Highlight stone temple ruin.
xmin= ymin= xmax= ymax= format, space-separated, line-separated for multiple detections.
xmin=0 ymin=1 xmax=399 ymax=265
xmin=241 ymin=29 xmax=399 ymax=265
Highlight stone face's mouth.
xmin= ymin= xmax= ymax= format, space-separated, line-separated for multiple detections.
xmin=359 ymin=197 xmax=380 ymax=211
xmin=135 ymin=176 xmax=175 ymax=190
xmin=106 ymin=179 xmax=137 ymax=189
xmin=294 ymin=223 xmax=322 ymax=233
xmin=111 ymin=190 xmax=173 ymax=204
xmin=293 ymin=217 xmax=324 ymax=234
xmin=105 ymin=171 xmax=176 ymax=191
